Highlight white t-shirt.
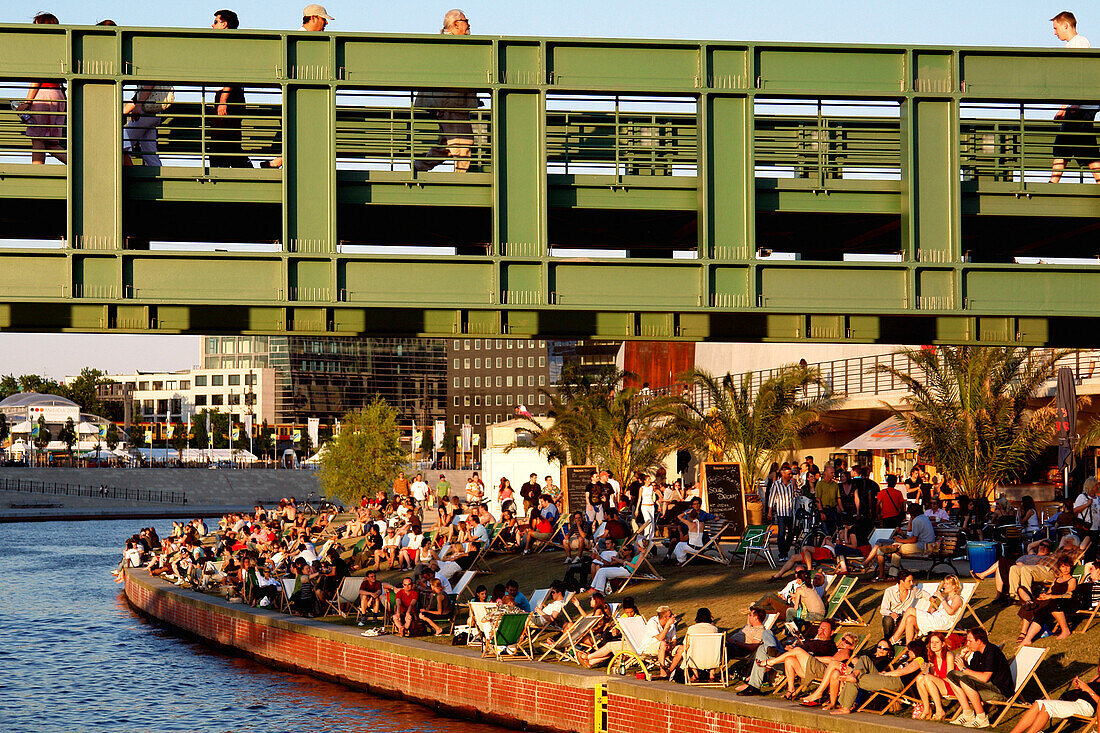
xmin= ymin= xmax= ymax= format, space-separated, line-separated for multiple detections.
xmin=1067 ymin=33 xmax=1091 ymax=49
xmin=410 ymin=481 xmax=430 ymax=502
xmin=434 ymin=572 xmax=453 ymax=594
xmin=1074 ymin=493 xmax=1100 ymax=531
xmin=437 ymin=560 xmax=462 ymax=580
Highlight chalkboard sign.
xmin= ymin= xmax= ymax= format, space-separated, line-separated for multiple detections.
xmin=701 ymin=462 xmax=746 ymax=536
xmin=562 ymin=465 xmax=597 ymax=515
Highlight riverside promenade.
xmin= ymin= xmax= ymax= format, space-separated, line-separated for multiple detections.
xmin=123 ymin=568 xmax=951 ymax=733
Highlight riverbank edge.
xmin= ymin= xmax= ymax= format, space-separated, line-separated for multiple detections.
xmin=123 ymin=569 xmax=952 ymax=733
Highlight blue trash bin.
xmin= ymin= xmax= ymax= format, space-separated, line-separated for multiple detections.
xmin=967 ymin=541 xmax=998 ymax=575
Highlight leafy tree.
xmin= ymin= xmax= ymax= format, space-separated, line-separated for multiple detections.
xmin=129 ymin=423 xmax=146 ymax=448
xmin=875 ymin=346 xmax=1065 ymax=499
xmin=65 ymin=368 xmax=108 ymax=416
xmin=0 ymin=413 xmax=7 ymax=443
xmin=664 ymin=365 xmax=842 ymax=490
xmin=258 ymin=420 xmax=275 ymax=460
xmin=320 ymin=400 xmax=405 ymax=504
xmin=0 ymin=375 xmax=18 ymax=399
xmin=171 ymin=428 xmax=188 ymax=458
xmin=18 ymin=374 xmax=62 ymax=396
xmin=442 ymin=431 xmax=457 ymax=464
xmin=58 ymin=417 xmax=77 ymax=459
xmin=302 ymin=430 xmax=314 ymax=459
xmin=419 ymin=428 xmax=433 ymax=455
xmin=192 ymin=412 xmax=209 ymax=450
xmin=33 ymin=416 xmax=51 ymax=450
xmin=106 ymin=423 xmax=120 ymax=451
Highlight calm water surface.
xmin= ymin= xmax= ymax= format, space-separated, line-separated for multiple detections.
xmin=0 ymin=519 xmax=507 ymax=733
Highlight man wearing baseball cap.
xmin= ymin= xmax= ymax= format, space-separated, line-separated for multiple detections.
xmin=302 ymin=4 xmax=334 ymax=30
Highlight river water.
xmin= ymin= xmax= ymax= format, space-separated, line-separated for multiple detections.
xmin=0 ymin=519 xmax=506 ymax=733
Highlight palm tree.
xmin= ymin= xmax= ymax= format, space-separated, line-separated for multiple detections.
xmin=874 ymin=346 xmax=1066 ymax=499
xmin=511 ymin=365 xmax=679 ymax=480
xmin=665 ymin=365 xmax=842 ymax=490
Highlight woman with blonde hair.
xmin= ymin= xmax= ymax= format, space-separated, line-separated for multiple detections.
xmin=913 ymin=631 xmax=954 ymax=720
xmin=888 ymin=575 xmax=963 ymax=645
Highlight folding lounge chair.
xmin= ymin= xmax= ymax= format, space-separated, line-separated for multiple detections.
xmin=917 ymin=581 xmax=984 ymax=633
xmin=469 ymin=526 xmax=502 ymax=574
xmin=728 ymin=525 xmax=769 ymax=568
xmin=606 ymin=615 xmax=661 ymax=680
xmin=325 ymin=576 xmax=362 ymax=618
xmin=983 ymin=645 xmax=1050 ymax=726
xmin=460 ymin=600 xmax=495 ymax=645
xmin=855 ymin=654 xmax=922 ymax=714
xmin=535 ymin=515 xmax=569 ymax=554
xmin=1075 ymin=573 xmax=1100 ymax=633
xmin=538 ymin=614 xmax=604 ymax=663
xmin=483 ymin=612 xmax=533 ymax=661
xmin=681 ymin=631 xmax=729 ymax=687
xmin=607 ymin=543 xmax=665 ymax=595
xmin=824 ymin=575 xmax=866 ymax=626
xmin=279 ymin=578 xmax=298 ymax=613
xmin=450 ymin=570 xmax=477 ymax=603
xmin=681 ymin=521 xmax=735 ymax=567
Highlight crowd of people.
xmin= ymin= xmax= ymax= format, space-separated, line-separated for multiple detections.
xmin=114 ymin=451 xmax=1100 ymax=730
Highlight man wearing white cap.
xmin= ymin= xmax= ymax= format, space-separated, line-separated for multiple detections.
xmin=302 ymin=4 xmax=334 ymax=31
xmin=261 ymin=5 xmax=334 ymax=168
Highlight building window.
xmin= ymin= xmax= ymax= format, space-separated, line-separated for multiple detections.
xmin=506 ymin=376 xmax=513 ymax=387
xmin=496 ymin=358 xmax=502 ymax=368
xmin=138 ymin=381 xmax=149 ymax=390
xmin=464 ymin=396 xmax=470 ymax=406
xmin=464 ymin=414 xmax=470 ymax=423
xmin=474 ymin=339 xmax=481 ymax=350
xmin=211 ymin=395 xmax=224 ymax=405
xmin=463 ymin=339 xmax=471 ymax=350
xmin=170 ymin=399 xmax=181 ymax=413
xmin=495 ymin=376 xmax=502 ymax=387
xmin=152 ymin=381 xmax=163 ymax=391
xmin=528 ymin=357 xmax=534 ymax=368
xmin=529 ymin=393 xmax=536 ymax=404
xmin=517 ymin=339 xmax=523 ymax=349
xmin=228 ymin=374 xmax=241 ymax=386
xmin=474 ymin=358 xmax=481 ymax=368
xmin=529 ymin=339 xmax=535 ymax=348
xmin=453 ymin=339 xmax=460 ymax=349
xmin=495 ymin=394 xmax=502 ymax=405
xmin=206 ymin=337 xmax=218 ymax=355
xmin=506 ymin=339 xmax=514 ymax=348
xmin=474 ymin=395 xmax=481 ymax=406
xmin=505 ymin=357 xmax=512 ymax=368
xmin=239 ymin=339 xmax=251 ymax=354
xmin=474 ymin=376 xmax=481 ymax=387
xmin=539 ymin=375 xmax=546 ymax=386
xmin=211 ymin=375 xmax=224 ymax=387
xmin=453 ymin=396 xmax=459 ymax=406
xmin=245 ymin=373 xmax=256 ymax=386
xmin=506 ymin=395 xmax=514 ymax=405
xmin=195 ymin=395 xmax=207 ymax=406
xmin=495 ymin=339 xmax=503 ymax=348
xmin=453 ymin=377 xmax=460 ymax=388
xmin=496 ymin=413 xmax=503 ymax=422
xmin=474 ymin=414 xmax=481 ymax=425
xmin=453 ymin=358 xmax=460 ymax=369
xmin=464 ymin=358 xmax=471 ymax=369
xmin=166 ymin=381 xmax=176 ymax=390
xmin=539 ymin=394 xmax=546 ymax=405
xmin=180 ymin=380 xmax=191 ymax=390
xmin=539 ymin=356 xmax=546 ymax=367
xmin=464 ymin=377 xmax=470 ymax=387
xmin=229 ymin=394 xmax=241 ymax=405
xmin=539 ymin=340 xmax=546 ymax=348
xmin=453 ymin=415 xmax=460 ymax=425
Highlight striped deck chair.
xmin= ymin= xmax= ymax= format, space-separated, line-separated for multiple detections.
xmin=537 ymin=614 xmax=604 ymax=663
xmin=487 ymin=523 xmax=519 ymax=553
xmin=607 ymin=542 xmax=665 ymax=595
xmin=682 ymin=631 xmax=729 ymax=687
xmin=483 ymin=612 xmax=533 ymax=661
xmin=825 ymin=575 xmax=866 ymax=626
xmin=682 ymin=521 xmax=735 ymax=567
xmin=325 ymin=576 xmax=362 ymax=618
xmin=462 ymin=600 xmax=495 ymax=645
xmin=917 ymin=581 xmax=983 ymax=633
xmin=983 ymin=645 xmax=1050 ymax=726
xmin=607 ymin=615 xmax=661 ymax=680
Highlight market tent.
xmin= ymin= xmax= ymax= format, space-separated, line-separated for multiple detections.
xmin=303 ymin=445 xmax=328 ymax=466
xmin=10 ymin=421 xmax=31 ymax=433
xmin=77 ymin=421 xmax=101 ymax=435
xmin=840 ymin=417 xmax=918 ymax=451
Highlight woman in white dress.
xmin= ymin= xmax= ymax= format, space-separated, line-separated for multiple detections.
xmin=889 ymin=575 xmax=963 ymax=645
xmin=638 ymin=474 xmax=657 ymax=539
xmin=673 ymin=507 xmax=706 ymax=564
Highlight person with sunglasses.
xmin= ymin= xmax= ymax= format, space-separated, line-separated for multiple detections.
xmin=800 ymin=639 xmax=893 ymax=710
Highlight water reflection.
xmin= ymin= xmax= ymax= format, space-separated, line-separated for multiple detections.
xmin=1 ymin=518 xmax=505 ymax=733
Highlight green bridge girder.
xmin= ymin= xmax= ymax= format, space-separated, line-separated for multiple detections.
xmin=3 ymin=25 xmax=1100 ymax=344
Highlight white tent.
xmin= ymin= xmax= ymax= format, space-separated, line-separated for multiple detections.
xmin=840 ymin=417 xmax=918 ymax=451
xmin=303 ymin=444 xmax=328 ymax=466
xmin=77 ymin=421 xmax=101 ymax=435
xmin=10 ymin=421 xmax=31 ymax=433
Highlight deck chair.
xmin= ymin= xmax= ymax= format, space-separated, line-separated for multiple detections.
xmin=460 ymin=600 xmax=495 ymax=645
xmin=606 ymin=542 xmax=665 ymax=595
xmin=469 ymin=526 xmax=502 ymax=574
xmin=279 ymin=578 xmax=298 ymax=613
xmin=607 ymin=615 xmax=661 ymax=680
xmin=538 ymin=614 xmax=604 ymax=663
xmin=325 ymin=576 xmax=362 ymax=618
xmin=824 ymin=575 xmax=866 ymax=626
xmin=983 ymin=645 xmax=1050 ymax=726
xmin=450 ymin=570 xmax=477 ymax=603
xmin=682 ymin=521 xmax=735 ymax=567
xmin=681 ymin=631 xmax=729 ymax=687
xmin=729 ymin=525 xmax=770 ymax=568
xmin=487 ymin=523 xmax=519 ymax=553
xmin=1075 ymin=576 xmax=1100 ymax=633
xmin=534 ymin=515 xmax=569 ymax=554
xmin=917 ymin=581 xmax=984 ymax=633
xmin=482 ymin=612 xmax=533 ymax=661
xmin=855 ymin=655 xmax=923 ymax=714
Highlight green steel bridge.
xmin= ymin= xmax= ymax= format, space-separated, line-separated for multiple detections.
xmin=3 ymin=24 xmax=1100 ymax=344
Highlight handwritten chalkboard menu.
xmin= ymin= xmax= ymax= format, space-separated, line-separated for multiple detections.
xmin=562 ymin=465 xmax=597 ymax=515
xmin=701 ymin=462 xmax=746 ymax=536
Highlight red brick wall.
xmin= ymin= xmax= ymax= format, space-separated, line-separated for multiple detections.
xmin=125 ymin=574 xmax=594 ymax=733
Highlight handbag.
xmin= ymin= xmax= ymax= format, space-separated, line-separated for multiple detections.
xmin=140 ymin=86 xmax=175 ymax=114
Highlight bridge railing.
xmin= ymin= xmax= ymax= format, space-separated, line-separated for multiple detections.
xmin=0 ymin=476 xmax=187 ymax=504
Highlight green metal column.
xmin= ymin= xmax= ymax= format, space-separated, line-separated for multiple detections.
xmin=283 ymin=84 xmax=336 ymax=253
xmin=902 ymin=98 xmax=961 ymax=311
xmin=69 ymin=80 xmax=122 ymax=251
xmin=702 ymin=94 xmax=754 ymax=309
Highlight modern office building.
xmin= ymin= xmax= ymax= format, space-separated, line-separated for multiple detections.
xmin=549 ymin=340 xmax=621 ymax=384
xmin=200 ymin=336 xmax=447 ymax=426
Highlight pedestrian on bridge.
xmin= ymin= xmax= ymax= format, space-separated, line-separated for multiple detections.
xmin=413 ymin=9 xmax=480 ymax=173
xmin=1050 ymin=11 xmax=1100 ymax=183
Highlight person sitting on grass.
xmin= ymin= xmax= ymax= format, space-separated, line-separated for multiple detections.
xmin=758 ymin=623 xmax=855 ymax=700
xmin=392 ymin=577 xmax=421 ymax=637
xmin=798 ymin=638 xmax=893 ymax=710
xmin=726 ymin=607 xmax=774 ymax=661
xmin=419 ymin=578 xmax=453 ymax=635
xmin=829 ymin=638 xmax=925 ymax=716
xmin=887 ymin=574 xmax=963 ymax=646
xmin=1007 ymin=665 xmax=1100 ymax=733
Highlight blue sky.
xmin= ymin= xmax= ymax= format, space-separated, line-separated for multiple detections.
xmin=0 ymin=0 xmax=1087 ymax=379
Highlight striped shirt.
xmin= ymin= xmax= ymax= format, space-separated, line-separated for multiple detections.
xmin=768 ymin=477 xmax=799 ymax=517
